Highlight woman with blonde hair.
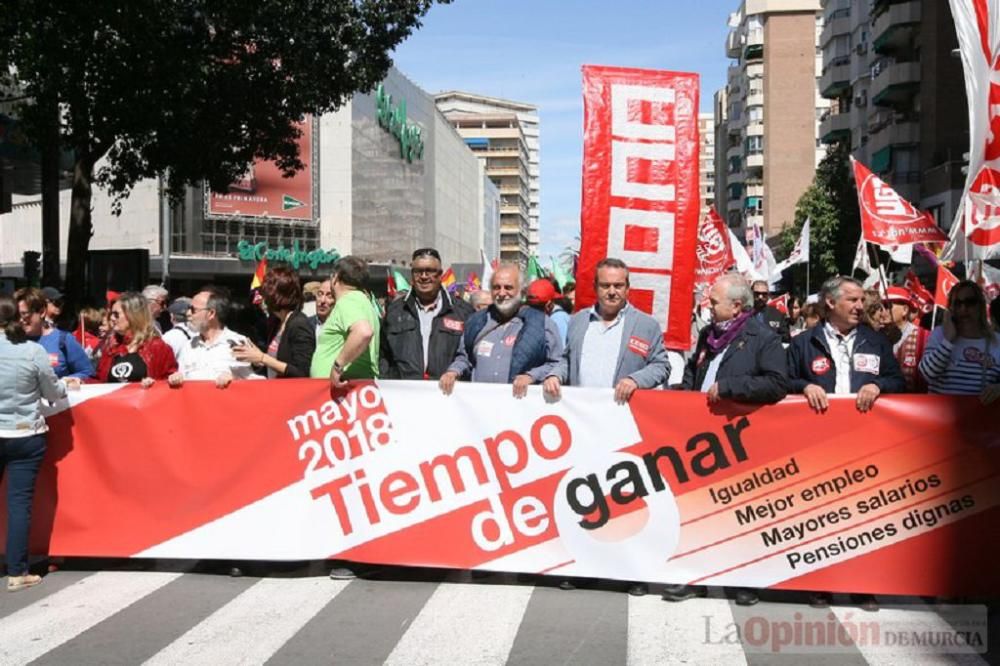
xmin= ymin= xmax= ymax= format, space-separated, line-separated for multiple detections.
xmin=94 ymin=292 xmax=177 ymax=385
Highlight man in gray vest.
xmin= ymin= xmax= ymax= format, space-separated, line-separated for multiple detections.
xmin=543 ymin=257 xmax=668 ymax=404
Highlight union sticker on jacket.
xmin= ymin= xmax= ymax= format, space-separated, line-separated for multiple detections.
xmin=853 ymin=353 xmax=880 ymax=375
xmin=442 ymin=318 xmax=464 ymax=332
xmin=628 ymin=336 xmax=651 ymax=358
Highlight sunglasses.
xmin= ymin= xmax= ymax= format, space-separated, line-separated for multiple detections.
xmin=411 ymin=268 xmax=442 ymax=277
xmin=412 ymin=248 xmax=442 ymax=262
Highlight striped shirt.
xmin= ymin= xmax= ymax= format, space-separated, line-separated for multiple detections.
xmin=918 ymin=328 xmax=1000 ymax=395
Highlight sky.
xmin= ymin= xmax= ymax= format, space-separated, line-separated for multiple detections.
xmin=392 ymin=0 xmax=735 ymax=264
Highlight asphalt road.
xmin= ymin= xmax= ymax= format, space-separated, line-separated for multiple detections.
xmin=0 ymin=561 xmax=994 ymax=665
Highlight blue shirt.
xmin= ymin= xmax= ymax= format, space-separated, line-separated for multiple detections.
xmin=33 ymin=329 xmax=94 ymax=379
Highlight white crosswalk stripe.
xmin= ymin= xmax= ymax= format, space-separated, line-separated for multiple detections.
xmin=384 ymin=582 xmax=534 ymax=666
xmin=143 ymin=577 xmax=350 ymax=666
xmin=0 ymin=571 xmax=180 ymax=666
xmin=628 ymin=593 xmax=748 ymax=665
xmin=0 ymin=571 xmax=992 ymax=666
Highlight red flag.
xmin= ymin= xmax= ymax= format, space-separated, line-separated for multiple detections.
xmin=578 ymin=65 xmax=701 ymax=349
xmin=767 ymin=293 xmax=789 ymax=316
xmin=934 ymin=264 xmax=960 ymax=309
xmin=250 ymin=258 xmax=268 ymax=291
xmin=386 ymin=273 xmax=396 ymax=299
xmin=903 ymin=271 xmax=935 ymax=314
xmin=852 ymin=158 xmax=948 ymax=246
xmin=694 ymin=207 xmax=735 ymax=286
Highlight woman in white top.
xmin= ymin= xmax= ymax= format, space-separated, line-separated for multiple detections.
xmin=0 ymin=296 xmax=73 ymax=591
xmin=919 ymin=281 xmax=1000 ymax=403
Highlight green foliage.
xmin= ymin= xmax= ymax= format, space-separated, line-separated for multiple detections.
xmin=780 ymin=141 xmax=860 ymax=293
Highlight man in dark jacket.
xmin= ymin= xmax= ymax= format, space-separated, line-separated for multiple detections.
xmin=788 ymin=275 xmax=905 ymax=413
xmin=664 ymin=273 xmax=788 ymax=607
xmin=381 ymin=248 xmax=475 ymax=380
xmin=751 ymin=280 xmax=790 ymax=343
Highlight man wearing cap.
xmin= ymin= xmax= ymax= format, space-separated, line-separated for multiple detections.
xmin=40 ymin=287 xmax=65 ymax=329
xmin=525 ymin=278 xmax=570 ymax=343
xmin=543 ymin=257 xmax=668 ymax=404
xmin=788 ymin=276 xmax=905 ymax=413
xmin=886 ymin=286 xmax=928 ymax=392
xmin=439 ymin=263 xmax=562 ymax=398
xmin=751 ymin=280 xmax=790 ymax=343
xmin=161 ymin=297 xmax=195 ymax=360
xmin=380 ymin=248 xmax=474 ymax=380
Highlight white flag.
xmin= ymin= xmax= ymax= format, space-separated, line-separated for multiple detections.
xmin=728 ymin=228 xmax=763 ymax=281
xmin=480 ymin=248 xmax=494 ymax=291
xmin=886 ymin=243 xmax=914 ymax=264
xmin=775 ymin=218 xmax=810 ymax=274
xmin=852 ymin=235 xmax=872 ymax=275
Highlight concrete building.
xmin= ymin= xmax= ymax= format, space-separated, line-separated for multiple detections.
xmin=717 ymin=0 xmax=828 ymax=238
xmin=435 ymin=91 xmax=539 ymax=265
xmin=698 ymin=112 xmax=716 ymax=218
xmin=0 ymin=68 xmax=497 ymax=295
xmin=818 ymin=0 xmax=967 ymax=227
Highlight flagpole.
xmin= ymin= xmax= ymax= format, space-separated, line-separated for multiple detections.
xmin=868 ymin=242 xmax=890 ymax=295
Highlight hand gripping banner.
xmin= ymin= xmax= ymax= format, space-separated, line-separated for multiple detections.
xmin=8 ymin=381 xmax=1000 ymax=598
xmin=577 ymin=65 xmax=700 ymax=350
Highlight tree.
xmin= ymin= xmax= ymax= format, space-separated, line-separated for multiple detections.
xmin=780 ymin=141 xmax=860 ymax=294
xmin=0 ymin=0 xmax=446 ymax=305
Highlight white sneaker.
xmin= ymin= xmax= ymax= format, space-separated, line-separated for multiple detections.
xmin=7 ymin=574 xmax=42 ymax=592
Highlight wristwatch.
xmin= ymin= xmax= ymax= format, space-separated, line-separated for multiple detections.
xmin=333 ymin=360 xmax=344 ymax=374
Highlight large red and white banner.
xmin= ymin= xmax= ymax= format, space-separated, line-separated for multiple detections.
xmin=578 ymin=65 xmax=700 ymax=350
xmin=948 ymin=0 xmax=1000 ymax=257
xmin=7 ymin=382 xmax=1000 ymax=597
xmin=852 ymin=157 xmax=948 ymax=247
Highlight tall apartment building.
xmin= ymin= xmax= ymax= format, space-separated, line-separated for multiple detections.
xmin=716 ymin=0 xmax=829 ymax=238
xmin=435 ymin=92 xmax=539 ymax=266
xmin=698 ymin=112 xmax=716 ymax=218
xmin=818 ymin=0 xmax=967 ymax=226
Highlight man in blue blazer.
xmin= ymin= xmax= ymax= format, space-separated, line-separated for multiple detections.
xmin=543 ymin=257 xmax=668 ymax=404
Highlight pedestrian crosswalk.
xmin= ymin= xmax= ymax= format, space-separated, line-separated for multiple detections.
xmin=0 ymin=566 xmax=993 ymax=666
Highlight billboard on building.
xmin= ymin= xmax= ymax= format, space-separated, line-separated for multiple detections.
xmin=206 ymin=117 xmax=316 ymax=223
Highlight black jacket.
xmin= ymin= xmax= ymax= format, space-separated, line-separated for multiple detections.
xmin=271 ymin=310 xmax=316 ymax=378
xmin=787 ymin=323 xmax=905 ymax=394
xmin=380 ymin=290 xmax=475 ymax=380
xmin=682 ymin=316 xmax=789 ymax=404
xmin=754 ymin=305 xmax=790 ymax=344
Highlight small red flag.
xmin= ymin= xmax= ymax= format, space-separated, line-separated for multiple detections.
xmin=934 ymin=264 xmax=960 ymax=309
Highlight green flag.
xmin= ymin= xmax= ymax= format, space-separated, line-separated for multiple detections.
xmin=391 ymin=269 xmax=411 ymax=292
xmin=526 ymin=256 xmax=543 ymax=283
xmin=550 ymin=258 xmax=573 ymax=290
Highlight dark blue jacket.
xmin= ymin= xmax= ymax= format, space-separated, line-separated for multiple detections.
xmin=682 ymin=317 xmax=789 ymax=403
xmin=787 ymin=324 xmax=905 ymax=394
xmin=463 ymin=306 xmax=547 ymax=381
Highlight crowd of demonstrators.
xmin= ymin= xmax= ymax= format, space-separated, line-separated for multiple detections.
xmin=439 ymin=263 xmax=563 ymax=399
xmin=233 ymin=267 xmax=316 ymax=379
xmin=15 ymin=288 xmax=93 ymax=381
xmin=381 ymin=248 xmax=474 ymax=381
xmin=543 ymin=258 xmax=667 ymax=407
xmin=0 ymin=296 xmax=74 ymax=592
xmin=919 ymin=280 xmax=1000 ymax=401
xmin=95 ymin=292 xmax=177 ymax=385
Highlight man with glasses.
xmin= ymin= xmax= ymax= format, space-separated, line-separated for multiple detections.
xmin=380 ymin=248 xmax=474 ymax=380
xmin=168 ymin=286 xmax=257 ymax=388
xmin=142 ymin=285 xmax=170 ymax=334
xmin=751 ymin=280 xmax=790 ymax=343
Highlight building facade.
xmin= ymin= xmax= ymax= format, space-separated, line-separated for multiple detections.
xmin=818 ymin=0 xmax=967 ymax=227
xmin=435 ymin=91 xmax=540 ymax=265
xmin=698 ymin=112 xmax=716 ymax=218
xmin=0 ymin=68 xmax=496 ymax=293
xmin=717 ymin=0 xmax=828 ymax=238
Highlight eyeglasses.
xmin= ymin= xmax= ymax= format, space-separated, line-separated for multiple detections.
xmin=411 ymin=268 xmax=442 ymax=277
xmin=187 ymin=305 xmax=211 ymax=314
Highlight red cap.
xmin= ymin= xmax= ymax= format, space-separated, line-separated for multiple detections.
xmin=526 ymin=279 xmax=560 ymax=305
xmin=105 ymin=290 xmax=121 ymax=304
xmin=885 ymin=286 xmax=913 ymax=305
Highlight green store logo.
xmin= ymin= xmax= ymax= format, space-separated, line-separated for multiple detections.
xmin=375 ymin=83 xmax=425 ymax=163
xmin=237 ymin=239 xmax=340 ymax=271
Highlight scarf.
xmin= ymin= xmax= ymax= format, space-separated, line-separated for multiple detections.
xmin=706 ymin=310 xmax=753 ymax=354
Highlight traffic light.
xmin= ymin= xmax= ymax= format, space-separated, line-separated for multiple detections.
xmin=23 ymin=251 xmax=40 ymax=287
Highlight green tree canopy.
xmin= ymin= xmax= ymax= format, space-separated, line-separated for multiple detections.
xmin=1 ymin=0 xmax=447 ymax=304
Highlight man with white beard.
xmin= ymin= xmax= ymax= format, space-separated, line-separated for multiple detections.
xmin=439 ymin=263 xmax=562 ymax=398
